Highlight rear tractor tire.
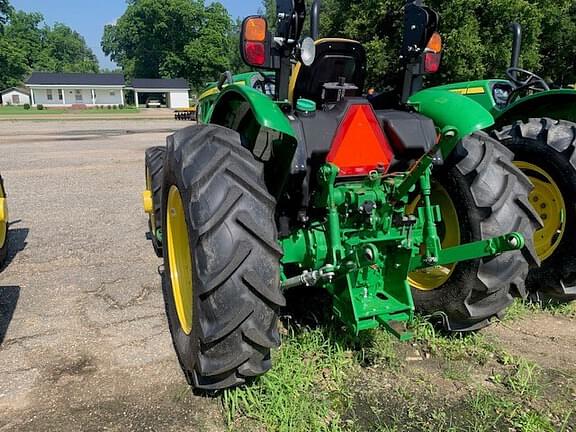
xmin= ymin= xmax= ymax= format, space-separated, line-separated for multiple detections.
xmin=494 ymin=118 xmax=576 ymax=302
xmin=144 ymin=146 xmax=165 ymax=257
xmin=161 ymin=124 xmax=285 ymax=391
xmin=409 ymin=132 xmax=541 ymax=331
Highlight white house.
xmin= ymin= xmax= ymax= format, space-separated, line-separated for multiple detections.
xmin=130 ymin=78 xmax=190 ymax=109
xmin=1 ymin=87 xmax=31 ymax=106
xmin=25 ymin=72 xmax=125 ymax=107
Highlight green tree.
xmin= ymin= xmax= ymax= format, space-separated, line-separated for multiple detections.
xmin=228 ymin=18 xmax=251 ymax=75
xmin=536 ymin=0 xmax=576 ymax=86
xmin=0 ymin=9 xmax=99 ymax=89
xmin=261 ymin=0 xmax=575 ymax=89
xmin=42 ymin=23 xmax=99 ymax=73
xmin=0 ymin=37 xmax=27 ymax=88
xmin=102 ymin=0 xmax=233 ymax=89
xmin=184 ymin=3 xmax=233 ymax=88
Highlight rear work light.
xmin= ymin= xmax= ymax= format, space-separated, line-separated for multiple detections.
xmin=327 ymin=104 xmax=394 ymax=177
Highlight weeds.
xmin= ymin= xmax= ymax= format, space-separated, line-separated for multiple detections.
xmin=504 ymin=298 xmax=576 ymax=321
xmin=465 ymin=391 xmax=556 ymax=432
xmin=222 ymin=327 xmax=353 ymax=432
xmin=411 ymin=315 xmax=496 ymax=364
xmin=220 ymin=306 xmax=574 ymax=431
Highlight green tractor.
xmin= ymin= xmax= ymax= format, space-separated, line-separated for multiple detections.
xmin=143 ymin=0 xmax=540 ymax=390
xmin=429 ymin=23 xmax=576 ymax=302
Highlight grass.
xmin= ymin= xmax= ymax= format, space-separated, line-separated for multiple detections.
xmin=0 ymin=105 xmax=140 ymax=115
xmin=0 ymin=105 xmax=66 ymax=115
xmin=222 ymin=327 xmax=354 ymax=432
xmin=412 ymin=315 xmax=496 ymax=364
xmin=218 ymin=304 xmax=575 ymax=431
xmin=505 ymin=298 xmax=576 ymax=322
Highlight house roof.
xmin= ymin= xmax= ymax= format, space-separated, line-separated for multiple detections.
xmin=26 ymin=72 xmax=125 ymax=86
xmin=131 ymin=78 xmax=189 ymax=90
xmin=1 ymin=87 xmax=30 ymax=96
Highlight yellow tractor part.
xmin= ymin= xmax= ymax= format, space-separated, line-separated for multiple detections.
xmin=515 ymin=161 xmax=566 ymax=261
xmin=166 ymin=185 xmax=194 ymax=335
xmin=142 ymin=167 xmax=154 ymax=215
xmin=407 ymin=182 xmax=461 ymax=291
xmin=0 ymin=185 xmax=7 ymax=247
xmin=142 ymin=190 xmax=153 ymax=214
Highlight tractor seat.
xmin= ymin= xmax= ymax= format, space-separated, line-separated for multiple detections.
xmin=289 ymin=39 xmax=367 ymax=105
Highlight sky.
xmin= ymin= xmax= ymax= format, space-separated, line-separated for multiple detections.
xmin=10 ymin=0 xmax=262 ymax=69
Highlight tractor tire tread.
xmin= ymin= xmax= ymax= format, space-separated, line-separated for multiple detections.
xmin=145 ymin=146 xmax=166 ymax=257
xmin=413 ymin=132 xmax=541 ymax=331
xmin=494 ymin=118 xmax=576 ymax=301
xmin=162 ymin=124 xmax=283 ymax=391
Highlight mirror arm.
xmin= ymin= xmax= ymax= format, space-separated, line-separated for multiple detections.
xmin=311 ymin=0 xmax=321 ymax=40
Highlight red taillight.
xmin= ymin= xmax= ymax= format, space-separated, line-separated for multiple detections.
xmin=244 ymin=41 xmax=266 ymax=66
xmin=327 ymin=104 xmax=394 ymax=176
xmin=424 ymin=52 xmax=441 ymax=73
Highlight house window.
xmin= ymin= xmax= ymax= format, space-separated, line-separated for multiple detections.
xmin=58 ymin=90 xmax=63 ymax=101
xmin=46 ymin=89 xmax=53 ymax=101
xmin=75 ymin=90 xmax=82 ymax=102
xmin=12 ymin=95 xmax=20 ymax=104
xmin=110 ymin=91 xmax=116 ymax=96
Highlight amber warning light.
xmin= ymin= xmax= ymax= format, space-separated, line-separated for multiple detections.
xmin=242 ymin=17 xmax=268 ymax=67
xmin=327 ymin=105 xmax=394 ymax=176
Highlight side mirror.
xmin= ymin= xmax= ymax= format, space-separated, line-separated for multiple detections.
xmin=241 ymin=16 xmax=274 ymax=68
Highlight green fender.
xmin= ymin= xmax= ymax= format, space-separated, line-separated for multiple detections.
xmin=494 ymin=89 xmax=576 ymax=128
xmin=408 ymin=89 xmax=495 ymax=139
xmin=207 ymin=84 xmax=296 ymax=138
xmin=207 ymin=84 xmax=298 ymax=197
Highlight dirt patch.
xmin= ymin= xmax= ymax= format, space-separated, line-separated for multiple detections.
xmin=43 ymin=353 xmax=98 ymax=383
xmin=486 ymin=314 xmax=576 ymax=370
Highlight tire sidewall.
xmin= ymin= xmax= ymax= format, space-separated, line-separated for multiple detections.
xmin=161 ymin=137 xmax=201 ymax=374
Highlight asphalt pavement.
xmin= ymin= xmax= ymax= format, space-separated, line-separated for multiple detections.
xmin=0 ymin=120 xmax=223 ymax=431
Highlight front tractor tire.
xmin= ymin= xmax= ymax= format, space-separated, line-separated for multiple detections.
xmin=494 ymin=118 xmax=576 ymax=302
xmin=144 ymin=146 xmax=166 ymax=257
xmin=410 ymin=132 xmax=541 ymax=331
xmin=161 ymin=124 xmax=285 ymax=391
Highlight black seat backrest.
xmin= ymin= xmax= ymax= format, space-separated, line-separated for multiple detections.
xmin=291 ymin=39 xmax=367 ymax=105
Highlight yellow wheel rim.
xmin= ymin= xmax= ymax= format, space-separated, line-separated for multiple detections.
xmin=0 ymin=183 xmax=7 ymax=248
xmin=515 ymin=161 xmax=566 ymax=261
xmin=407 ymin=182 xmax=461 ymax=291
xmin=166 ymin=186 xmax=194 ymax=335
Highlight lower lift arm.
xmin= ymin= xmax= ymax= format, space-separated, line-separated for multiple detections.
xmin=409 ymin=232 xmax=525 ymax=272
